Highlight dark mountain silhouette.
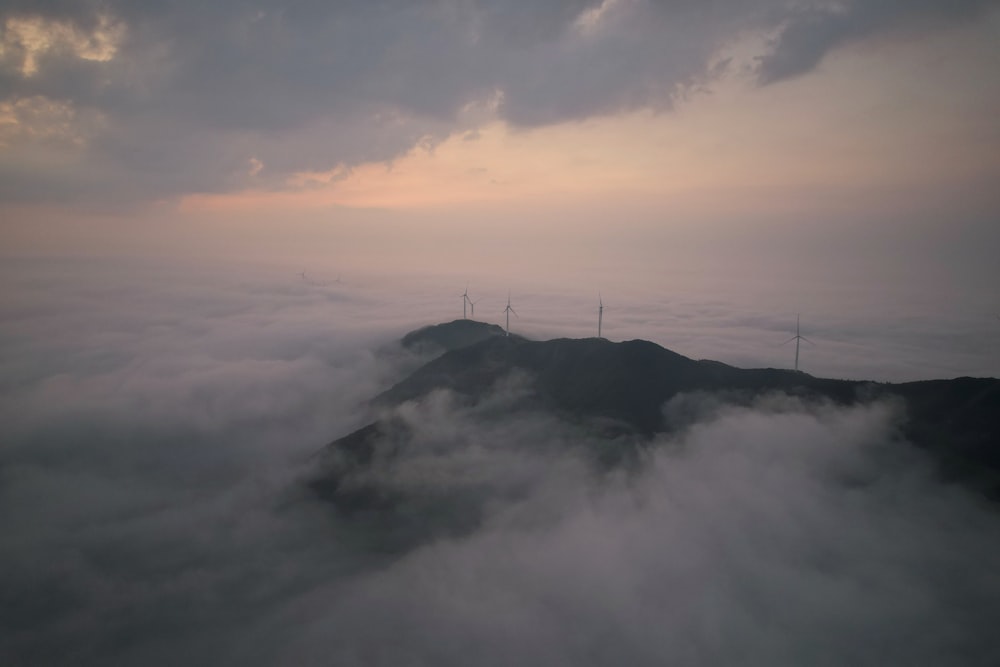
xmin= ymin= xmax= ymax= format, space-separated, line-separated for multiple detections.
xmin=309 ymin=321 xmax=1000 ymax=525
xmin=400 ymin=319 xmax=524 ymax=355
xmin=377 ymin=335 xmax=867 ymax=435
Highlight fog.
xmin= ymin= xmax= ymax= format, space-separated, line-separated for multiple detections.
xmin=2 ymin=257 xmax=999 ymax=665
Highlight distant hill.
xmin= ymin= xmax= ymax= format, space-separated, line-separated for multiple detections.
xmin=309 ymin=322 xmax=1000 ymax=518
xmin=377 ymin=335 xmax=865 ymax=435
xmin=400 ymin=319 xmax=524 ymax=356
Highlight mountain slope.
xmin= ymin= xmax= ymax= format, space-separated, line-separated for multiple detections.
xmin=312 ymin=322 xmax=1000 ymax=508
xmin=377 ymin=335 xmax=865 ymax=435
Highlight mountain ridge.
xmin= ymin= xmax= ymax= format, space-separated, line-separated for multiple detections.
xmin=311 ymin=320 xmax=1000 ymax=506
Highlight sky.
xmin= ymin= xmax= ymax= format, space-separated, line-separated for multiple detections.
xmin=1 ymin=0 xmax=999 ymax=276
xmin=2 ymin=0 xmax=999 ymax=376
xmin=2 ymin=3 xmax=1000 ymax=663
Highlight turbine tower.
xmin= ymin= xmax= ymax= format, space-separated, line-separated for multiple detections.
xmin=461 ymin=286 xmax=471 ymax=319
xmin=782 ymin=314 xmax=814 ymax=372
xmin=598 ymin=293 xmax=604 ymax=339
xmin=470 ymin=298 xmax=480 ymax=318
xmin=503 ymin=292 xmax=517 ymax=336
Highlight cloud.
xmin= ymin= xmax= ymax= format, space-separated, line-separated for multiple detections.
xmin=756 ymin=0 xmax=999 ymax=84
xmin=0 ymin=12 xmax=123 ymax=76
xmin=292 ymin=392 xmax=1000 ymax=666
xmin=3 ymin=257 xmax=999 ymax=665
xmin=0 ymin=257 xmax=431 ymax=665
xmin=1 ymin=0 xmax=996 ymax=203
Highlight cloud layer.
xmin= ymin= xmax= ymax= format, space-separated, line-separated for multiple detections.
xmin=296 ymin=394 xmax=1000 ymax=666
xmin=2 ymin=257 xmax=999 ymax=665
xmin=2 ymin=0 xmax=997 ymax=202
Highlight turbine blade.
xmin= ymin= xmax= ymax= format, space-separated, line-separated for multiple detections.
xmin=801 ymin=336 xmax=816 ymax=345
xmin=781 ymin=336 xmax=797 ymax=345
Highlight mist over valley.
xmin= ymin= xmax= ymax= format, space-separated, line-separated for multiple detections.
xmin=2 ymin=258 xmax=999 ymax=665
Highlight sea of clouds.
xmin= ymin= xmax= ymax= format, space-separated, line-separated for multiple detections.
xmin=2 ymin=256 xmax=999 ymax=666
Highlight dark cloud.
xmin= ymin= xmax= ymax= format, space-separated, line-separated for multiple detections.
xmin=757 ymin=0 xmax=999 ymax=84
xmin=2 ymin=0 xmax=996 ymax=202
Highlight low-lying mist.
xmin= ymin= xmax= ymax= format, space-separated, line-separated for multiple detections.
xmin=297 ymin=392 xmax=1000 ymax=666
xmin=2 ymin=257 xmax=999 ymax=666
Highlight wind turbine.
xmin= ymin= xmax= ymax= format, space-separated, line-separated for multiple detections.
xmin=461 ymin=286 xmax=471 ymax=319
xmin=782 ymin=314 xmax=814 ymax=372
xmin=598 ymin=293 xmax=604 ymax=339
xmin=503 ymin=292 xmax=518 ymax=336
xmin=470 ymin=298 xmax=481 ymax=318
